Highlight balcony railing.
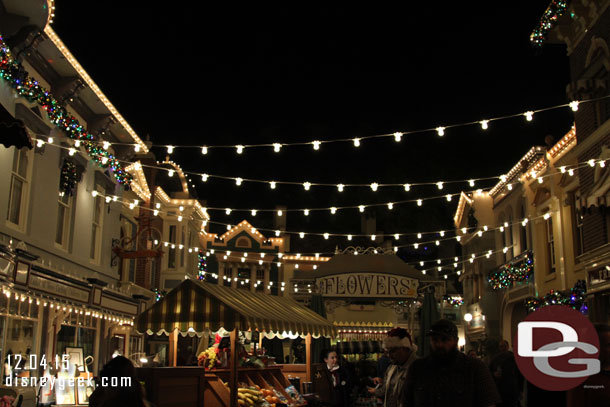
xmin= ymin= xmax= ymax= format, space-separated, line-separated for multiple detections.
xmin=488 ymin=250 xmax=534 ymax=290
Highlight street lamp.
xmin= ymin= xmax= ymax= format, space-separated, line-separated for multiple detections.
xmin=463 ymin=313 xmax=473 ymax=322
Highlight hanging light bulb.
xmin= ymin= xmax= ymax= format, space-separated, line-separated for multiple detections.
xmin=568 ymin=169 xmax=575 ymax=176
xmin=394 ymin=132 xmax=403 ymax=142
xmin=560 ymin=166 xmax=566 ymax=173
xmin=404 ymin=184 xmax=411 ymax=192
xmin=68 ymin=148 xmax=75 ymax=156
xmin=537 ymin=177 xmax=543 ymax=184
xmin=304 ymin=209 xmax=309 ymax=216
xmin=225 ymin=208 xmax=232 ymax=215
xmin=235 ymin=178 xmax=243 ymax=186
xmin=167 ymin=145 xmax=174 ymax=154
xmin=394 ymin=234 xmax=399 ymax=240
xmin=324 ymin=233 xmax=329 ymax=240
xmin=299 ymin=232 xmax=305 ymax=238
xmin=201 ymin=146 xmax=208 ymax=155
xmin=277 ymin=210 xmax=283 ymax=216
xmin=359 ymin=205 xmax=365 ymax=213
xmin=227 ymin=224 xmax=231 ymax=230
xmin=600 ymin=161 xmax=606 ymax=168
xmin=273 ymin=143 xmax=282 ymax=152
xmin=177 ymin=215 xmax=183 ymax=222
xmin=337 ymin=184 xmax=344 ymax=192
xmin=303 ymin=182 xmax=311 ymax=191
xmin=353 ymin=138 xmax=361 ymax=147
xmin=387 ymin=202 xmax=394 ymax=210
xmin=153 ymin=210 xmax=159 ymax=216
xmin=236 ymin=145 xmax=244 ymax=154
xmin=201 ymin=173 xmax=208 ymax=182
xmin=507 ymin=184 xmax=513 ymax=191
xmin=251 ymin=209 xmax=257 ymax=216
xmin=74 ymin=140 xmax=81 ymax=147
xmin=414 ymin=243 xmax=419 ymax=249
xmin=469 ymin=180 xmax=475 ymax=187
xmin=436 ymin=127 xmax=445 ymax=136
xmin=524 ymin=111 xmax=534 ymax=121
xmin=569 ymin=101 xmax=579 ymax=111
xmin=331 ymin=207 xmax=337 ymax=214
xmin=435 ymin=240 xmax=440 ymax=246
xmin=36 ymin=139 xmax=44 ymax=148
xmin=275 ymin=230 xmax=280 ymax=237
xmin=168 ymin=169 xmax=175 ymax=177
xmin=480 ymin=120 xmax=489 ymax=130
xmin=440 ymin=231 xmax=445 ymax=237
xmin=437 ymin=182 xmax=443 ymax=190
xmin=370 ymin=183 xmax=379 ymax=191
xmin=588 ymin=159 xmax=596 ymax=167
xmin=446 ymin=194 xmax=452 ymax=202
xmin=312 ymin=140 xmax=321 ymax=150
xmin=101 ymin=156 xmax=108 ymax=164
xmin=270 ymin=181 xmax=276 ymax=189
xmin=347 ymin=235 xmax=352 ymax=241
xmin=91 ymin=190 xmax=98 ymax=197
xmin=417 ymin=199 xmax=422 ymax=206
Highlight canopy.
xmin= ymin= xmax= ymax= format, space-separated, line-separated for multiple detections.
xmin=136 ymin=279 xmax=336 ymax=337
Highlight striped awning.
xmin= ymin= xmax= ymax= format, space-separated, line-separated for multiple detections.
xmin=136 ymin=279 xmax=336 ymax=337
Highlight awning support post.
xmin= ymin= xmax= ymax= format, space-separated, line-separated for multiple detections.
xmin=230 ymin=328 xmax=239 ymax=407
xmin=169 ymin=328 xmax=178 ymax=367
xmin=305 ymin=333 xmax=312 ymax=382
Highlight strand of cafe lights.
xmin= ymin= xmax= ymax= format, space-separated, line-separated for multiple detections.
xmin=96 ymin=184 xmax=554 ymax=248
xmin=35 ymin=122 xmax=579 ymax=192
xmin=0 ymin=285 xmax=134 ymax=326
xmin=79 ymin=95 xmax=610 ymax=154
xmin=37 ymin=129 xmax=592 ymax=217
xmin=193 ymin=244 xmax=516 ymax=293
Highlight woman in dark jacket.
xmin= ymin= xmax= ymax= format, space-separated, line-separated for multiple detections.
xmin=312 ymin=348 xmax=352 ymax=407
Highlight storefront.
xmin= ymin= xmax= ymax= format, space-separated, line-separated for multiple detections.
xmin=136 ymin=278 xmax=336 ymax=407
xmin=0 ymin=244 xmax=144 ymax=405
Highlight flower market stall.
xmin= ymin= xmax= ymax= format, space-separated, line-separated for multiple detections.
xmin=136 ymin=278 xmax=337 ymax=407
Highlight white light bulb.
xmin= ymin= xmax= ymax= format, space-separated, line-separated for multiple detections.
xmin=167 ymin=145 xmax=174 ymax=154
xmin=417 ymin=199 xmax=422 ymax=206
xmin=417 ymin=233 xmax=422 ymax=239
xmin=371 ymin=235 xmax=376 ymax=241
xmin=414 ymin=243 xmax=419 ymax=249
xmin=394 ymin=132 xmax=403 ymax=142
xmin=422 ymin=270 xmax=426 ymax=275
xmin=270 ymin=181 xmax=276 ymax=189
xmin=404 ymin=183 xmax=411 ymax=192
xmin=353 ymin=138 xmax=360 ymax=147
xmin=500 ymin=226 xmax=504 ymax=232
xmin=201 ymin=146 xmax=208 ymax=155
xmin=370 ymin=182 xmax=379 ymax=191
xmin=36 ymin=139 xmax=44 ymax=147
xmin=524 ymin=111 xmax=534 ymax=121
xmin=299 ymin=232 xmax=305 ymax=238
xmin=273 ymin=143 xmax=281 ymax=152
xmin=312 ymin=140 xmax=321 ymax=150
xmin=456 ymin=236 xmax=461 ymax=241
xmin=129 ymin=203 xmax=135 ymax=209
xmin=103 ymin=141 xmax=110 ymax=150
xmin=436 ymin=127 xmax=445 ymax=136
xmin=226 ymin=225 xmax=231 ymax=230
xmin=105 ymin=196 xmax=111 ymax=203
xmin=201 ymin=173 xmax=208 ymax=182
xmin=225 ymin=208 xmax=232 ymax=215
xmin=569 ymin=101 xmax=579 ymax=111
xmin=48 ymin=137 xmax=53 ymax=144
xmin=337 ymin=184 xmax=344 ymax=192
xmin=69 ymin=148 xmax=75 ymax=156
xmin=359 ymin=205 xmax=365 ymax=212
xmin=600 ymin=161 xmax=606 ymax=168
xmin=477 ymin=231 xmax=483 ymax=237
xmin=440 ymin=231 xmax=445 ymax=237
xmin=387 ymin=202 xmax=393 ymax=210
xmin=394 ymin=234 xmax=399 ymax=240
xmin=153 ymin=210 xmax=159 ymax=216
xmin=560 ymin=166 xmax=566 ymax=173
xmin=275 ymin=230 xmax=280 ymax=237
xmin=446 ymin=194 xmax=452 ymax=202
xmin=235 ymin=178 xmax=243 ymax=186
xmin=178 ymin=205 xmax=183 ymax=212
xmin=538 ymin=177 xmax=543 ymax=184
xmin=435 ymin=240 xmax=440 ymax=246
xmin=277 ymin=210 xmax=283 ymax=216
xmin=74 ymin=140 xmax=81 ymax=147
xmin=304 ymin=209 xmax=309 ymax=216
xmin=568 ymin=169 xmax=574 ymax=176
xmin=168 ymin=169 xmax=174 ymax=177
xmin=324 ymin=233 xmax=329 ymax=239
xmin=101 ymin=156 xmax=108 ymax=164
xmin=461 ymin=227 xmax=467 ymax=234
xmin=236 ymin=145 xmax=244 ymax=154
xmin=331 ymin=207 xmax=337 ymax=214
xmin=589 ymin=159 xmax=596 ymax=167
xmin=303 ymin=182 xmax=311 ymax=190
xmin=91 ymin=190 xmax=98 ymax=197
xmin=251 ymin=209 xmax=257 ymax=216
xmin=347 ymin=235 xmax=352 ymax=241
xmin=507 ymin=184 xmax=513 ymax=191
xmin=480 ymin=120 xmax=489 ymax=130
xmin=543 ymin=213 xmax=551 ymax=220
xmin=178 ymin=216 xmax=182 ymax=222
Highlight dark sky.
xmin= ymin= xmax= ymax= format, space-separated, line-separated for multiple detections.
xmin=52 ymin=2 xmax=574 ymax=251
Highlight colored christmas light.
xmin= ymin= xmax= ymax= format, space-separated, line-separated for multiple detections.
xmin=525 ymin=280 xmax=587 ymax=313
xmin=530 ymin=0 xmax=568 ymax=47
xmin=198 ymin=251 xmax=208 ymax=280
xmin=488 ymin=251 xmax=533 ymax=289
xmin=59 ymin=160 xmax=77 ymax=196
xmin=443 ymin=295 xmax=464 ymax=307
xmin=0 ymin=36 xmax=132 ymax=186
xmin=152 ymin=288 xmax=167 ymax=302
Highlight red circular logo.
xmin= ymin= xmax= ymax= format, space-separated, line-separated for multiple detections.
xmin=514 ymin=305 xmax=599 ymax=391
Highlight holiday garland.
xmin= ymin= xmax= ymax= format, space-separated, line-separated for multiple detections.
xmin=525 ymin=280 xmax=587 ymax=313
xmin=443 ymin=295 xmax=464 ymax=307
xmin=198 ymin=251 xmax=207 ymax=280
xmin=59 ymin=159 xmax=77 ymax=196
xmin=488 ymin=251 xmax=533 ymax=290
xmin=152 ymin=288 xmax=167 ymax=302
xmin=0 ymin=35 xmax=132 ymax=186
xmin=530 ymin=0 xmax=569 ymax=47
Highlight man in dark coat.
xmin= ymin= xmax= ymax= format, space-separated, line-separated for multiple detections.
xmin=404 ymin=319 xmax=501 ymax=407
xmin=488 ymin=340 xmax=523 ymax=407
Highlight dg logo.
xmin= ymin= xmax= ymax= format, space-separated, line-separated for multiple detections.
xmin=514 ymin=305 xmax=600 ymax=391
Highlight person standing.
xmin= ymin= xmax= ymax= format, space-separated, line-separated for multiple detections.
xmin=488 ymin=340 xmax=523 ymax=407
xmin=312 ymin=349 xmax=352 ymax=407
xmin=403 ymin=319 xmax=501 ymax=407
xmin=368 ymin=327 xmax=417 ymax=407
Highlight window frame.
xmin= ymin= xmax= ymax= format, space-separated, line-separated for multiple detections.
xmin=6 ymin=147 xmax=32 ymax=230
xmin=90 ymin=186 xmax=104 ymax=263
xmin=55 ymin=192 xmax=73 ymax=250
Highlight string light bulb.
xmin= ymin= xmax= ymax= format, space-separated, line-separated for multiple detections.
xmin=524 ymin=111 xmax=534 ymax=121
xmin=168 ymin=169 xmax=175 ymax=177
xmin=201 ymin=173 xmax=208 ymax=182
xmin=235 ymin=178 xmax=243 ymax=186
xmin=347 ymin=235 xmax=352 ymax=241
xmin=337 ymin=184 xmax=344 ymax=192
xmin=74 ymin=140 xmax=81 ymax=147
xmin=324 ymin=233 xmax=329 ymax=239
xmin=359 ymin=205 xmax=365 ymax=213
xmin=68 ymin=148 xmax=75 ymax=156
xmin=387 ymin=202 xmax=393 ymax=210
xmin=304 ymin=209 xmax=309 ymax=216
xmin=569 ymin=101 xmax=579 ymax=111
xmin=251 ymin=209 xmax=257 ymax=216
xmin=225 ymin=208 xmax=232 ymax=215
xmin=353 ymin=138 xmax=361 ymax=147
xmin=273 ymin=143 xmax=282 ymax=152
xmin=437 ymin=182 xmax=443 ymax=190
xmin=404 ymin=184 xmax=411 ymax=192
xmin=236 ymin=145 xmax=244 ymax=154
xmin=312 ymin=140 xmax=321 ymax=150
xmin=436 ymin=127 xmax=445 ymax=136
xmin=303 ymin=182 xmax=311 ymax=190
xmin=469 ymin=180 xmax=475 ymax=187
xmin=270 ymin=181 xmax=276 ymax=189
xmin=331 ymin=207 xmax=337 ymax=214
xmin=201 ymin=146 xmax=208 ymax=155
xmin=394 ymin=132 xmax=403 ymax=142
xmin=480 ymin=120 xmax=489 ymax=130
xmin=102 ymin=141 xmax=110 ymax=150
xmin=417 ymin=199 xmax=422 ymax=206
xmin=167 ymin=145 xmax=174 ymax=154
xmin=370 ymin=183 xmax=379 ymax=191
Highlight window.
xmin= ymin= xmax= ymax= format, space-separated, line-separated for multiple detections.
xmin=90 ymin=187 xmax=104 ymax=261
xmin=168 ymin=225 xmax=177 ymax=269
xmin=520 ymin=205 xmax=528 ymax=253
xmin=571 ymin=191 xmax=584 ymax=255
xmin=546 ymin=215 xmax=556 ymax=274
xmin=180 ymin=226 xmax=185 ymax=267
xmin=224 ymin=268 xmax=232 ymax=287
xmin=7 ymin=148 xmax=30 ymax=227
xmin=121 ymin=218 xmax=137 ymax=282
xmin=256 ymin=269 xmax=265 ymax=292
xmin=55 ymin=193 xmax=72 ymax=248
xmin=499 ymin=215 xmax=507 ymax=262
xmin=506 ymin=213 xmax=514 ymax=261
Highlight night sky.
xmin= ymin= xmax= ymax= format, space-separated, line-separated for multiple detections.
xmin=51 ymin=2 xmax=574 ymax=255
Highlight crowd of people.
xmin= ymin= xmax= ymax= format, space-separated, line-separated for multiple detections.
xmin=312 ymin=320 xmax=610 ymax=407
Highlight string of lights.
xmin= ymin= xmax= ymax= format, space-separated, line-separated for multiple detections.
xmin=58 ymin=96 xmax=605 ymax=154
xmin=36 ymin=138 xmax=604 ymax=211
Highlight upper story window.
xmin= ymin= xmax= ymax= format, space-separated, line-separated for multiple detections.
xmin=90 ymin=186 xmax=104 ymax=262
xmin=7 ymin=148 xmax=31 ymax=228
xmin=55 ymin=192 xmax=73 ymax=249
xmin=519 ymin=205 xmax=528 ymax=254
xmin=168 ymin=225 xmax=177 ymax=269
xmin=571 ymin=190 xmax=585 ymax=256
xmin=546 ymin=214 xmax=556 ymax=274
xmin=506 ymin=212 xmax=514 ymax=261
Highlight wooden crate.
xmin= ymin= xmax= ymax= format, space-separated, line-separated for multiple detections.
xmin=137 ymin=367 xmax=206 ymax=407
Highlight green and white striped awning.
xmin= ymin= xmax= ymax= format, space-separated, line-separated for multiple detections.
xmin=136 ymin=279 xmax=336 ymax=337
